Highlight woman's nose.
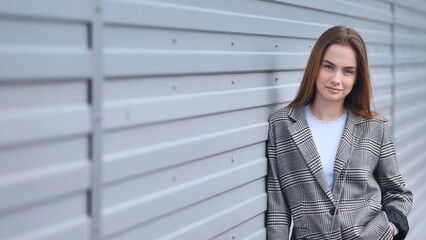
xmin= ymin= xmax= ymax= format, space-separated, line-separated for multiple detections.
xmin=330 ymin=72 xmax=342 ymax=85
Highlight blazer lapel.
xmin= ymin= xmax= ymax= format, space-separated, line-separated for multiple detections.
xmin=287 ymin=106 xmax=334 ymax=201
xmin=332 ymin=110 xmax=362 ymax=198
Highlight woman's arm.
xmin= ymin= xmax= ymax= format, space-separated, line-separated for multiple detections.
xmin=266 ymin=123 xmax=291 ymax=240
xmin=376 ymin=122 xmax=413 ymax=240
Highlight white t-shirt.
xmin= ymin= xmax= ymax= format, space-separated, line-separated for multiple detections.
xmin=304 ymin=104 xmax=347 ymax=190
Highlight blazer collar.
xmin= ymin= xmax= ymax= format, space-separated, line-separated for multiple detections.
xmin=287 ymin=104 xmax=363 ymax=125
xmin=331 ymin=109 xmax=363 ymax=200
xmin=287 ymin=105 xmax=363 ymax=203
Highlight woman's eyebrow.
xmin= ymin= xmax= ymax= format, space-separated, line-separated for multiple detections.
xmin=323 ymin=60 xmax=356 ymax=69
xmin=323 ymin=60 xmax=336 ymax=66
xmin=343 ymin=66 xmax=357 ymax=70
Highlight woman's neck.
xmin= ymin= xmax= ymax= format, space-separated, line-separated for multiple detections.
xmin=309 ymin=100 xmax=346 ymax=122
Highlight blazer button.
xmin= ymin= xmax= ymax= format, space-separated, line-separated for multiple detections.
xmin=329 ymin=207 xmax=338 ymax=216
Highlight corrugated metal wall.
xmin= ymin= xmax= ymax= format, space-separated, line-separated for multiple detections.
xmin=0 ymin=1 xmax=92 ymax=240
xmin=392 ymin=1 xmax=426 ymax=239
xmin=0 ymin=0 xmax=425 ymax=239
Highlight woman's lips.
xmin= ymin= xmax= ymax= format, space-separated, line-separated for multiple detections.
xmin=326 ymin=86 xmax=343 ymax=93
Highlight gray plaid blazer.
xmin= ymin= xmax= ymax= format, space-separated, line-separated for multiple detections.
xmin=267 ymin=106 xmax=413 ymax=240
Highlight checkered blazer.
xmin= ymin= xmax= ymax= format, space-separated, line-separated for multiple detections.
xmin=267 ymin=106 xmax=413 ymax=240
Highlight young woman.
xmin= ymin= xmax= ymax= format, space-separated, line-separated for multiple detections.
xmin=266 ymin=26 xmax=413 ymax=239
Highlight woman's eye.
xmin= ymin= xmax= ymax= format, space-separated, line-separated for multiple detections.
xmin=323 ymin=64 xmax=334 ymax=70
xmin=344 ymin=70 xmax=354 ymax=75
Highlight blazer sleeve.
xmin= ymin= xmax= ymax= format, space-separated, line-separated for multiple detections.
xmin=266 ymin=123 xmax=291 ymax=240
xmin=376 ymin=122 xmax=413 ymax=240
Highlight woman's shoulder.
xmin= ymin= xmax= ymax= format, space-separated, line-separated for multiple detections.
xmin=357 ymin=113 xmax=391 ymax=135
xmin=359 ymin=113 xmax=388 ymax=125
xmin=268 ymin=106 xmax=295 ymax=124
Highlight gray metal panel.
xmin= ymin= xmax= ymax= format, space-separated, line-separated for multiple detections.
xmin=210 ymin=213 xmax=266 ymax=240
xmin=105 ymin=179 xmax=266 ymax=240
xmin=104 ymin=86 xmax=297 ymax=128
xmin=103 ymin=1 xmax=327 ymax=38
xmin=102 ymin=147 xmax=266 ymax=237
xmin=0 ymin=0 xmax=90 ymax=21
xmin=0 ymin=194 xmax=90 ymax=240
xmin=0 ymin=17 xmax=91 ymax=81
xmin=392 ymin=1 xmax=426 ymax=239
xmin=0 ymin=0 xmax=91 ymax=239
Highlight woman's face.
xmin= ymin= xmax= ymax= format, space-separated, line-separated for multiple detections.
xmin=315 ymin=44 xmax=357 ymax=105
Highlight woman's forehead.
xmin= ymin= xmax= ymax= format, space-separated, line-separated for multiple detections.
xmin=323 ymin=44 xmax=357 ymax=68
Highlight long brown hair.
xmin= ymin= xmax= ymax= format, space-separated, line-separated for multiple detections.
xmin=288 ymin=25 xmax=376 ymax=119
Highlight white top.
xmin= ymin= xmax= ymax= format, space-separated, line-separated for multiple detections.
xmin=304 ymin=104 xmax=347 ymax=190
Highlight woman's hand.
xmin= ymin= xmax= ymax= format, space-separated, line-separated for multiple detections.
xmin=389 ymin=222 xmax=399 ymax=237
